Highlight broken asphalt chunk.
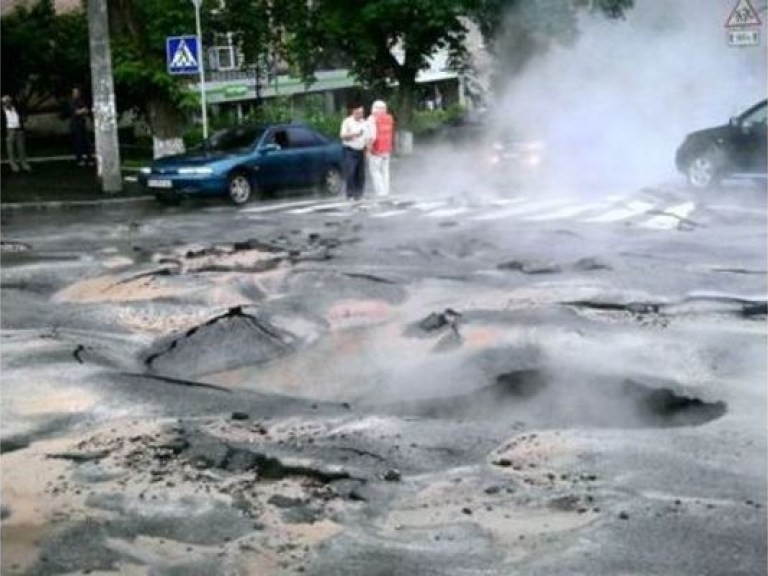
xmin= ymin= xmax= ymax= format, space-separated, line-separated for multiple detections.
xmin=418 ymin=308 xmax=462 ymax=332
xmin=46 ymin=450 xmax=110 ymax=463
xmin=268 ymin=495 xmax=305 ymax=509
xmin=381 ymin=469 xmax=402 ymax=482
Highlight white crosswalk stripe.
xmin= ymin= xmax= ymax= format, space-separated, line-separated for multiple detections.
xmin=468 ymin=198 xmax=573 ymax=221
xmin=246 ymin=192 xmax=699 ymax=232
xmin=424 ymin=207 xmax=472 ymax=218
xmin=286 ymin=200 xmax=351 ymax=214
xmin=374 ymin=209 xmax=411 ymax=218
xmin=523 ymin=201 xmax=609 ymax=221
xmin=581 ymin=200 xmax=655 ymax=222
xmin=638 ymin=202 xmax=695 ymax=229
xmin=240 ymin=198 xmax=328 ymax=214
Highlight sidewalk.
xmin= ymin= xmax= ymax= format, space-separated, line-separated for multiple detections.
xmin=1 ymin=158 xmax=150 ymax=209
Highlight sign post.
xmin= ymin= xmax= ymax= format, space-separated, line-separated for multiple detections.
xmin=191 ymin=0 xmax=208 ymax=140
xmin=166 ymin=7 xmax=208 ymax=139
xmin=725 ymin=0 xmax=762 ymax=47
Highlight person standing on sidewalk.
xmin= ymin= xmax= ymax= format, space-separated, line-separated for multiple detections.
xmin=339 ymin=103 xmax=368 ymax=200
xmin=367 ymin=100 xmax=395 ymax=197
xmin=69 ymin=88 xmax=93 ymax=166
xmin=1 ymin=95 xmax=32 ymax=173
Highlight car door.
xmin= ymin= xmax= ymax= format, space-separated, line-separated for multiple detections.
xmin=252 ymin=126 xmax=306 ymax=191
xmin=285 ymin=125 xmax=328 ymax=187
xmin=733 ymin=101 xmax=767 ymax=175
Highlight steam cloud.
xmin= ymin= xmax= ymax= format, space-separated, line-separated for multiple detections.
xmin=495 ymin=0 xmax=767 ymax=193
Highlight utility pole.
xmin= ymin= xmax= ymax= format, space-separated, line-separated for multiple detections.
xmin=191 ymin=0 xmax=208 ymax=139
xmin=88 ymin=0 xmax=122 ymax=193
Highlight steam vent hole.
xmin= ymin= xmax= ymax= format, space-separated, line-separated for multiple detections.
xmin=390 ymin=369 xmax=726 ymax=429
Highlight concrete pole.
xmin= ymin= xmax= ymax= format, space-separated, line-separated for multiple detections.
xmin=87 ymin=0 xmax=122 ymax=193
xmin=192 ymin=0 xmax=208 ymax=139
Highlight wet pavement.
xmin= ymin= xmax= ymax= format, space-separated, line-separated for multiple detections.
xmin=1 ymin=175 xmax=766 ymax=575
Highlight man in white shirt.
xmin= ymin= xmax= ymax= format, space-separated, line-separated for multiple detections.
xmin=339 ymin=104 xmax=368 ymax=200
xmin=1 ymin=95 xmax=31 ymax=172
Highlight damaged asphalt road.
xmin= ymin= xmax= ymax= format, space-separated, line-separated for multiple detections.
xmin=1 ymin=184 xmax=766 ymax=575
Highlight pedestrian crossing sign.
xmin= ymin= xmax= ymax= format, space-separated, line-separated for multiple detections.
xmin=167 ymin=35 xmax=201 ymax=75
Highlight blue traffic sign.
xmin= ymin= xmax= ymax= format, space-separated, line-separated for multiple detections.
xmin=167 ymin=35 xmax=201 ymax=75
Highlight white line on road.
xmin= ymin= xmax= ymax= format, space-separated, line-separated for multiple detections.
xmin=424 ymin=207 xmax=472 ymax=218
xmin=285 ymin=200 xmax=353 ymax=214
xmin=413 ymin=200 xmax=454 ymax=212
xmin=638 ymin=202 xmax=696 ymax=229
xmin=372 ymin=210 xmax=410 ymax=218
xmin=240 ymin=198 xmax=333 ymax=214
xmin=524 ymin=201 xmax=609 ymax=221
xmin=468 ymin=198 xmax=572 ymax=221
xmin=581 ymin=200 xmax=655 ymax=223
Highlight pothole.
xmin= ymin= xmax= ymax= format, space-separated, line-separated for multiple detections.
xmin=383 ymin=369 xmax=725 ymax=429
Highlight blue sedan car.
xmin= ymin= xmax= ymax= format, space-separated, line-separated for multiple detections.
xmin=138 ymin=123 xmax=345 ymax=204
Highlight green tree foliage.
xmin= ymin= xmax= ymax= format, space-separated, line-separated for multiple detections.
xmin=304 ymin=0 xmax=476 ymax=128
xmin=1 ymin=0 xmax=635 ymax=141
xmin=214 ymin=0 xmax=327 ymax=93
xmin=1 ymin=0 xmax=89 ymax=111
xmin=109 ymin=0 xmax=207 ymax=139
xmin=212 ymin=0 xmax=272 ymax=83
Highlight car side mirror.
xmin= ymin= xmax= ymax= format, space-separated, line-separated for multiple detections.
xmin=261 ymin=143 xmax=281 ymax=153
xmin=729 ymin=116 xmax=741 ymax=128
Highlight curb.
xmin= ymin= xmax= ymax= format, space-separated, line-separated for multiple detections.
xmin=1 ymin=195 xmax=155 ymax=211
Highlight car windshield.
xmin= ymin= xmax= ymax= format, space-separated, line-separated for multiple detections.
xmin=742 ymin=101 xmax=767 ymax=125
xmin=205 ymin=125 xmax=265 ymax=153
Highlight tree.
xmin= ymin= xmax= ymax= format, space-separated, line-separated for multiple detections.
xmin=214 ymin=0 xmax=330 ymax=107
xmin=1 ymin=0 xmax=89 ymax=111
xmin=108 ymin=0 xmax=209 ymax=156
xmin=302 ymin=0 xmax=477 ymax=129
xmin=212 ymin=0 xmax=274 ymax=108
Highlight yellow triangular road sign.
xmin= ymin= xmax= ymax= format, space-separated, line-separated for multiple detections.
xmin=726 ymin=0 xmax=762 ymax=28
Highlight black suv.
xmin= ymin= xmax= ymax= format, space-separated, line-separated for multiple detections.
xmin=675 ymin=99 xmax=767 ymax=189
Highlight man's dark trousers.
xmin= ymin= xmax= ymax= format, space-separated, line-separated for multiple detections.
xmin=344 ymin=147 xmax=365 ymax=199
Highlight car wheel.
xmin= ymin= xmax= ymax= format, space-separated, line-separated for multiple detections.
xmin=686 ymin=147 xmax=723 ymax=190
xmin=319 ymin=166 xmax=344 ymax=196
xmin=228 ymin=171 xmax=253 ymax=205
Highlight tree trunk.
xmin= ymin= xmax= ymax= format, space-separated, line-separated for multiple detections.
xmin=395 ymin=75 xmax=416 ymax=130
xmin=147 ymin=99 xmax=185 ymax=158
xmin=394 ymin=70 xmax=418 ymax=155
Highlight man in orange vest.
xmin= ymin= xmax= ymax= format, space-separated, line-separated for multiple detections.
xmin=367 ymin=100 xmax=394 ymax=197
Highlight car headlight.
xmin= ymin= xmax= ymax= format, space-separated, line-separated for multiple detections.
xmin=177 ymin=167 xmax=214 ymax=175
xmin=139 ymin=167 xmax=151 ymax=175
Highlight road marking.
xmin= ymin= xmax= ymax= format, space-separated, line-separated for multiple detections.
xmin=524 ymin=201 xmax=608 ymax=221
xmin=581 ymin=200 xmax=655 ymax=222
xmin=413 ymin=200 xmax=453 ymax=212
xmin=373 ymin=209 xmax=411 ymax=218
xmin=707 ymin=204 xmax=765 ymax=215
xmin=236 ymin=193 xmax=698 ymax=233
xmin=424 ymin=207 xmax=471 ymax=218
xmin=638 ymin=202 xmax=696 ymax=229
xmin=286 ymin=200 xmax=352 ymax=214
xmin=468 ymin=198 xmax=572 ymax=221
xmin=240 ymin=198 xmax=332 ymax=214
